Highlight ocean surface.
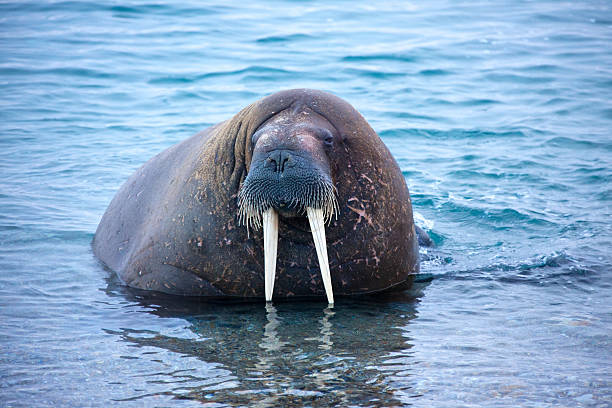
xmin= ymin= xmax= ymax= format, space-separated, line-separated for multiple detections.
xmin=1 ymin=1 xmax=611 ymax=406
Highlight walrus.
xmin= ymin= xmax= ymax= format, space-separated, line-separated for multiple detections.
xmin=93 ymin=89 xmax=421 ymax=303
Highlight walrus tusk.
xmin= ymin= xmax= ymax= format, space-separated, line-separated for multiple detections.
xmin=263 ymin=208 xmax=278 ymax=302
xmin=307 ymin=207 xmax=334 ymax=304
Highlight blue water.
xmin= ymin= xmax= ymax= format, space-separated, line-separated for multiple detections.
xmin=1 ymin=1 xmax=611 ymax=406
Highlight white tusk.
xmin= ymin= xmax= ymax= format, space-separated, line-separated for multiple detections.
xmin=307 ymin=207 xmax=334 ymax=304
xmin=263 ymin=208 xmax=278 ymax=302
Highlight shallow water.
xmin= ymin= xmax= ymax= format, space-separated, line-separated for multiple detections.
xmin=1 ymin=1 xmax=611 ymax=406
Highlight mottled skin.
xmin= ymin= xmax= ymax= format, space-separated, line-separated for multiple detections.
xmin=93 ymin=89 xmax=419 ymax=298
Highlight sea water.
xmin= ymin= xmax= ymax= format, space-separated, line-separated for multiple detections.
xmin=1 ymin=1 xmax=611 ymax=406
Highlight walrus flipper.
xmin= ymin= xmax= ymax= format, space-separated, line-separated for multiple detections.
xmin=415 ymin=225 xmax=434 ymax=247
xmin=123 ymin=263 xmax=225 ymax=297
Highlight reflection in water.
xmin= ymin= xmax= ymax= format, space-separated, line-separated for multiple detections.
xmin=104 ymin=283 xmax=424 ymax=406
xmin=305 ymin=305 xmax=335 ymax=352
xmin=259 ymin=303 xmax=287 ymax=353
xmin=253 ymin=304 xmax=286 ymax=408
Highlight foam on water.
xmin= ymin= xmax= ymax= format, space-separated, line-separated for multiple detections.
xmin=1 ymin=0 xmax=611 ymax=406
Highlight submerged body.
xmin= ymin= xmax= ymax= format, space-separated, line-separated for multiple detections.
xmin=93 ymin=89 xmax=420 ymax=301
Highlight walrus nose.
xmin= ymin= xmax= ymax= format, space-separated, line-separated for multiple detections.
xmin=266 ymin=150 xmax=293 ymax=174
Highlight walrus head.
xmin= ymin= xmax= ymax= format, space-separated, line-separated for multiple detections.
xmin=238 ymin=105 xmax=338 ymax=303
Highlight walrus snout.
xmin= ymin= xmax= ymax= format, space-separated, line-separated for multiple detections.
xmin=237 ymin=152 xmax=336 ymax=226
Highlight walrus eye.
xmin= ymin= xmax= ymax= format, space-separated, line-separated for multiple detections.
xmin=319 ymin=129 xmax=334 ymax=147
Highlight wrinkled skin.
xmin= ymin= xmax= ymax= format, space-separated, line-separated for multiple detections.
xmin=93 ymin=89 xmax=419 ymax=299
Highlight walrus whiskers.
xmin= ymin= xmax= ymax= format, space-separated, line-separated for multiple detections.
xmin=237 ymin=177 xmax=338 ymax=233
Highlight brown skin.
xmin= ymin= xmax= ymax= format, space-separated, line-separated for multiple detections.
xmin=93 ymin=89 xmax=419 ymax=298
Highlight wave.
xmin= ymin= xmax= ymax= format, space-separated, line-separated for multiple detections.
xmin=419 ymin=251 xmax=598 ymax=288
xmin=379 ymin=128 xmax=528 ymax=140
xmin=147 ymin=66 xmax=295 ymax=85
xmin=341 ymin=54 xmax=419 ymax=63
xmin=543 ymin=136 xmax=612 ymax=151
xmin=418 ymin=69 xmax=453 ymax=76
xmin=1 ymin=2 xmax=220 ymax=17
xmin=0 ymin=67 xmax=120 ymax=80
xmin=256 ymin=33 xmax=316 ymax=44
